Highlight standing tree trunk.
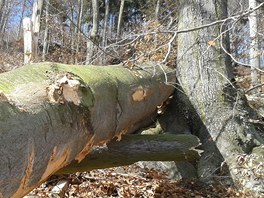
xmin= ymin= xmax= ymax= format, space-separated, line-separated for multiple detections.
xmin=75 ymin=0 xmax=83 ymax=64
xmin=177 ymin=0 xmax=264 ymax=192
xmin=42 ymin=0 xmax=49 ymax=61
xmin=86 ymin=0 xmax=99 ymax=65
xmin=249 ymin=0 xmax=260 ymax=93
xmin=17 ymin=0 xmax=27 ymax=40
xmin=23 ymin=17 xmax=33 ymax=64
xmin=117 ymin=0 xmax=125 ymax=38
xmin=0 ymin=0 xmax=5 ymax=47
xmin=0 ymin=0 xmax=11 ymax=34
xmin=155 ymin=0 xmax=161 ymax=21
xmin=31 ymin=0 xmax=44 ymax=60
xmin=0 ymin=0 xmax=4 ymax=20
xmin=100 ymin=0 xmax=109 ymax=65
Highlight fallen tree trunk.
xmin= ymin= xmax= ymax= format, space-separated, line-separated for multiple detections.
xmin=57 ymin=134 xmax=201 ymax=174
xmin=0 ymin=62 xmax=176 ymax=197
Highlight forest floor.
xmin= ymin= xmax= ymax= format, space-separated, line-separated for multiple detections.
xmin=25 ymin=163 xmax=263 ymax=198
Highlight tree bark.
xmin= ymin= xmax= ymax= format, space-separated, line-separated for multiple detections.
xmin=75 ymin=0 xmax=83 ymax=64
xmin=155 ymin=0 xmax=161 ymax=21
xmin=177 ymin=0 xmax=264 ymax=192
xmin=249 ymin=0 xmax=261 ymax=93
xmin=42 ymin=0 xmax=49 ymax=61
xmin=117 ymin=0 xmax=125 ymax=38
xmin=0 ymin=62 xmax=175 ymax=197
xmin=58 ymin=134 xmax=200 ymax=174
xmin=100 ymin=0 xmax=109 ymax=65
xmin=23 ymin=17 xmax=33 ymax=64
xmin=86 ymin=0 xmax=99 ymax=65
xmin=31 ymin=0 xmax=44 ymax=59
xmin=17 ymin=0 xmax=27 ymax=40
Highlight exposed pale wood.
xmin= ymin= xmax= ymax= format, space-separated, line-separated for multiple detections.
xmin=23 ymin=17 xmax=32 ymax=64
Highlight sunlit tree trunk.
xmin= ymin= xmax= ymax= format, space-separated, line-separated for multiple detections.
xmin=177 ymin=0 xmax=264 ymax=192
xmin=249 ymin=0 xmax=261 ymax=93
xmin=155 ymin=0 xmax=161 ymax=20
xmin=17 ymin=0 xmax=27 ymax=40
xmin=75 ymin=0 xmax=83 ymax=64
xmin=42 ymin=0 xmax=49 ymax=61
xmin=31 ymin=0 xmax=44 ymax=60
xmin=117 ymin=0 xmax=125 ymax=38
xmin=0 ymin=0 xmax=11 ymax=34
xmin=86 ymin=0 xmax=99 ymax=65
xmin=23 ymin=17 xmax=33 ymax=64
xmin=100 ymin=0 xmax=109 ymax=65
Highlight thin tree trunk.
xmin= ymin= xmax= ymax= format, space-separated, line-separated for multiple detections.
xmin=155 ymin=0 xmax=161 ymax=20
xmin=177 ymin=0 xmax=263 ymax=192
xmin=86 ymin=0 xmax=99 ymax=65
xmin=100 ymin=0 xmax=109 ymax=65
xmin=23 ymin=17 xmax=33 ymax=64
xmin=42 ymin=0 xmax=49 ymax=61
xmin=0 ymin=0 xmax=5 ymax=29
xmin=117 ymin=0 xmax=125 ymax=38
xmin=17 ymin=0 xmax=26 ymax=40
xmin=75 ymin=0 xmax=84 ymax=64
xmin=69 ymin=2 xmax=75 ymax=63
xmin=31 ymin=0 xmax=44 ymax=60
xmin=0 ymin=0 xmax=11 ymax=33
xmin=249 ymin=0 xmax=260 ymax=93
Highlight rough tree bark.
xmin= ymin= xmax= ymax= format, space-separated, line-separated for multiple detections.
xmin=0 ymin=62 xmax=185 ymax=197
xmin=176 ymin=0 xmax=264 ymax=191
xmin=177 ymin=0 xmax=264 ymax=192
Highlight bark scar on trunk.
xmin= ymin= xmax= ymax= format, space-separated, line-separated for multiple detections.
xmin=41 ymin=146 xmax=70 ymax=181
xmin=131 ymin=86 xmax=152 ymax=102
xmin=75 ymin=135 xmax=95 ymax=162
xmin=47 ymin=74 xmax=82 ymax=105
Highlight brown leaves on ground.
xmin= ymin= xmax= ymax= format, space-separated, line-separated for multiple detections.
xmin=27 ymin=164 xmax=262 ymax=198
